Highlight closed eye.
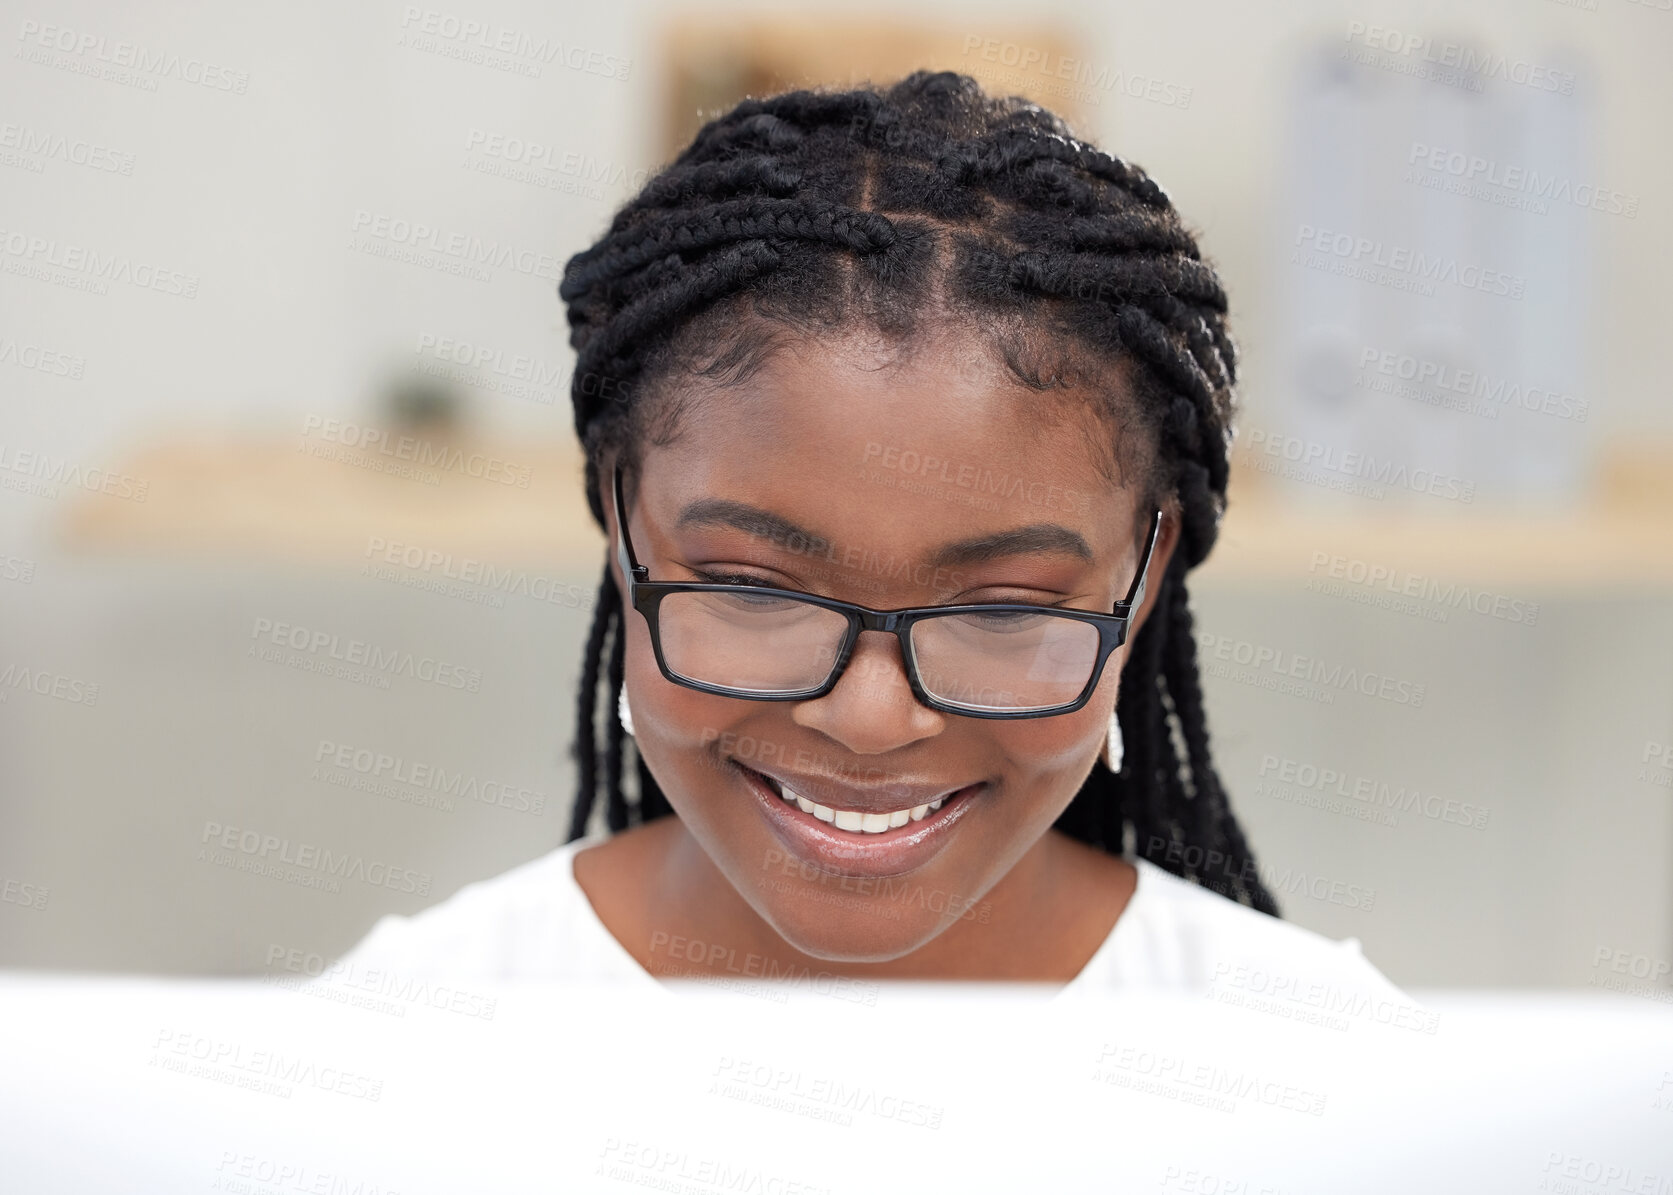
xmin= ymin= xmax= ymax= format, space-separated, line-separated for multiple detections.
xmin=691 ymin=569 xmax=1076 ymax=617
xmin=687 ymin=568 xmax=803 ymax=612
xmin=963 ymin=608 xmax=1053 ymax=631
xmin=689 ymin=568 xmax=783 ymax=590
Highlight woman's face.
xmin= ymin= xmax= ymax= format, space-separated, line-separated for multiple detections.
xmin=604 ymin=325 xmax=1178 ymax=962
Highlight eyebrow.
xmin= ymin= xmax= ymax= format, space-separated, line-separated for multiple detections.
xmin=675 ymin=500 xmax=1094 ymax=567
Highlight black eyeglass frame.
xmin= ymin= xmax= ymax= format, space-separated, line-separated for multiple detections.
xmin=612 ymin=464 xmax=1163 ymax=719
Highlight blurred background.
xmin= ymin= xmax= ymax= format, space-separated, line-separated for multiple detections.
xmin=0 ymin=0 xmax=1668 ymax=993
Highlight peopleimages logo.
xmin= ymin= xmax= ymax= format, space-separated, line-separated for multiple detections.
xmin=0 ymin=660 xmax=98 ymax=706
xmin=313 ymin=738 xmax=547 ymax=815
xmin=349 ymin=210 xmax=562 ymax=282
xmin=1257 ymin=754 xmax=1490 ymax=830
xmin=862 ymin=440 xmax=1094 ymax=516
xmin=1357 ymin=346 xmax=1587 ymax=424
xmin=1 ymin=877 xmax=49 ymax=911
xmin=14 ymin=20 xmax=252 ymax=93
xmin=1344 ymin=22 xmax=1577 ymax=94
xmin=1307 ymin=549 xmax=1541 ymax=626
xmin=1207 ymin=961 xmax=1442 ymax=1034
xmin=413 ymin=332 xmax=632 ymax=407
xmin=416 ymin=332 xmax=568 ymax=389
xmin=150 ymin=1030 xmax=382 ymax=1103
xmin=199 ymin=820 xmax=431 ymax=897
xmin=0 ymin=553 xmax=36 ymax=584
xmin=0 ymin=336 xmax=85 ymax=379
xmin=397 ymin=7 xmax=632 ymax=80
xmin=1407 ymin=142 xmax=1639 ymax=219
xmin=0 ymin=121 xmax=135 ymax=174
xmin=708 ymin=1058 xmax=944 ymax=1129
xmin=364 ymin=536 xmax=592 ymax=608
xmin=1242 ymin=428 xmax=1476 ymax=504
xmin=213 ymin=1154 xmax=396 ymax=1193
xmin=0 ymin=226 xmax=200 ymax=297
xmin=463 ymin=130 xmax=648 ymax=188
xmin=1293 ymin=224 xmax=1526 ymax=300
xmin=266 ymin=943 xmax=499 ymax=1020
xmin=0 ymin=443 xmax=149 ymax=501
xmin=299 ymin=415 xmax=531 ymax=487
xmin=1091 ymin=1042 xmax=1328 ymax=1116
xmin=958 ymin=36 xmax=1193 ymax=109
xmin=1196 ymin=631 xmax=1426 ymax=708
xmin=249 ymin=617 xmax=483 ymax=692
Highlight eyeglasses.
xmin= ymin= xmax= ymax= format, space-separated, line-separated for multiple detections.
xmin=612 ymin=464 xmax=1162 ymax=719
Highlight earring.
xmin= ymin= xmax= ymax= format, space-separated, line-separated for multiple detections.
xmin=617 ymin=688 xmax=636 ymax=737
xmin=1105 ymin=707 xmax=1124 ymax=773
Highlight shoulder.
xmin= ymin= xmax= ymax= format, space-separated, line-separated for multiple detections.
xmin=331 ymin=838 xmax=642 ymax=982
xmin=1069 ymin=857 xmax=1414 ymax=1009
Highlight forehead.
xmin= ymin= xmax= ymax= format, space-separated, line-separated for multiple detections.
xmin=656 ymin=327 xmax=1137 ymax=493
xmin=635 ymin=327 xmax=1151 ymax=590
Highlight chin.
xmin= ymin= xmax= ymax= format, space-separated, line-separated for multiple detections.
xmin=737 ymin=862 xmax=974 ymax=965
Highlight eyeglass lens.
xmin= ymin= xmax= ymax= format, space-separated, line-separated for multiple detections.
xmin=654 ymin=590 xmax=1100 ymax=712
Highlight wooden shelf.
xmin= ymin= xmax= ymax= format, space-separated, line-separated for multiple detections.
xmin=57 ymin=434 xmax=1673 ymax=591
xmin=1202 ymin=446 xmax=1673 ymax=592
xmin=57 ymin=432 xmax=608 ymax=568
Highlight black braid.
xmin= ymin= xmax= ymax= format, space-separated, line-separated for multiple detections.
xmin=568 ymin=571 xmax=619 ymax=841
xmin=602 ymin=601 xmax=628 ymax=835
xmin=560 ymin=69 xmax=1277 ymax=914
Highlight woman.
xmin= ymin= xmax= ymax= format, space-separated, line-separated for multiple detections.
xmin=339 ymin=71 xmax=1403 ymax=1001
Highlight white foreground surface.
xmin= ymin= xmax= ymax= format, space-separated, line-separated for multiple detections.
xmin=0 ymin=975 xmax=1669 ymax=1193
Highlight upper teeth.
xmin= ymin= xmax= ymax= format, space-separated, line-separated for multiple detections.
xmin=779 ymin=784 xmax=947 ymax=833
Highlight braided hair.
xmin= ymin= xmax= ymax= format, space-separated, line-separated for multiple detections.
xmin=558 ymin=70 xmax=1279 ymax=915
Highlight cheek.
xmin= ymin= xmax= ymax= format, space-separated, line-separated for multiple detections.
xmin=964 ymin=670 xmax=1122 ymax=840
xmin=621 ymin=617 xmax=770 ymax=806
xmin=991 ymin=663 xmax=1122 ymax=777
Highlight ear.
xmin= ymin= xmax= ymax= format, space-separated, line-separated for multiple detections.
xmin=1125 ymin=504 xmax=1179 ymax=643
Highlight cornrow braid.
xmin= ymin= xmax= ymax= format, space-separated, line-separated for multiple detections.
xmin=559 ymin=69 xmax=1277 ymax=914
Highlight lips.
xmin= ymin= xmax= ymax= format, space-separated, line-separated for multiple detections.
xmin=733 ymin=760 xmax=984 ymax=878
xmin=774 ymin=780 xmax=946 ymax=833
xmin=745 ymin=765 xmax=976 ymax=818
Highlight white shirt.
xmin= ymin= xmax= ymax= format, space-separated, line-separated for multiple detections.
xmin=334 ymin=838 xmax=1415 ymax=1014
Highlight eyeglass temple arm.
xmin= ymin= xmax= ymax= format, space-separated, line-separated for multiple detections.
xmin=612 ymin=464 xmax=648 ymax=589
xmin=1116 ymin=507 xmax=1163 ymax=615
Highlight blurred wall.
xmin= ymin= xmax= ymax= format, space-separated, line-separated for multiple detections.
xmin=2 ymin=0 xmax=1669 ymax=990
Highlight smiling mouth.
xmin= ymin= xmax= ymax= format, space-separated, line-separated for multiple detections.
xmin=738 ymin=763 xmax=979 ymax=836
xmin=733 ymin=760 xmax=982 ymax=875
xmin=769 ymin=779 xmax=946 ymax=833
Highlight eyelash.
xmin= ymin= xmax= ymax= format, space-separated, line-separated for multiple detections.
xmin=688 ymin=567 xmax=1067 ymax=610
xmin=690 ymin=568 xmax=776 ymax=588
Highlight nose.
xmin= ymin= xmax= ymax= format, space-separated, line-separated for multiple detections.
xmin=791 ymin=630 xmax=944 ymax=754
